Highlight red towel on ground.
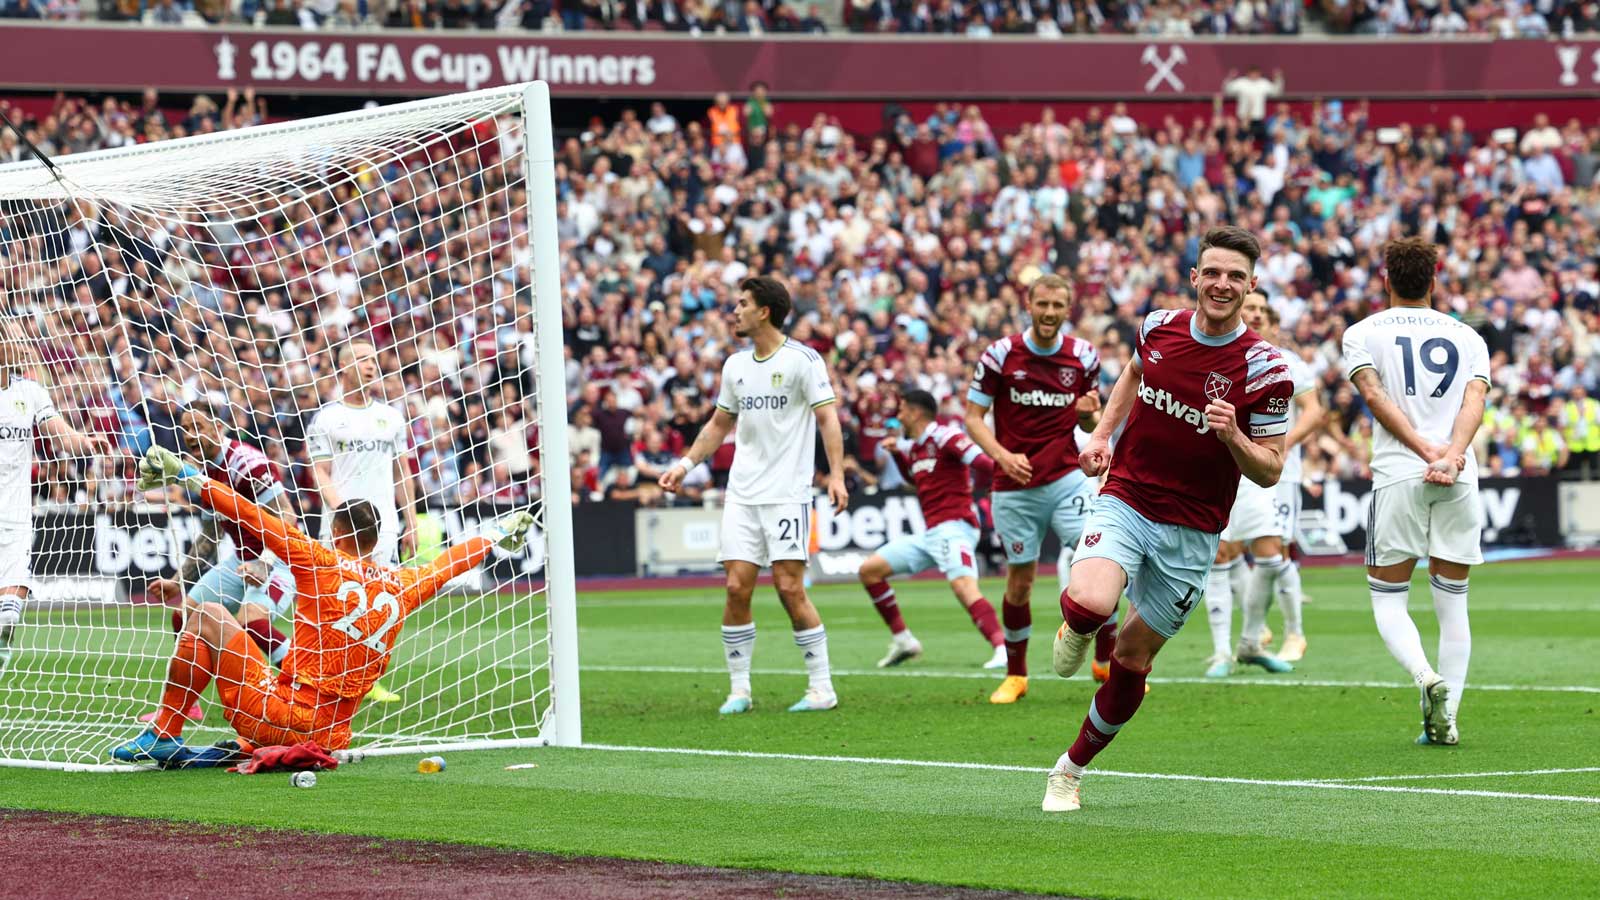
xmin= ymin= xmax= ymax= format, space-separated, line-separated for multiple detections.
xmin=228 ymin=741 xmax=340 ymax=774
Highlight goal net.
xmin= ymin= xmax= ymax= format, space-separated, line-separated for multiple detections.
xmin=0 ymin=82 xmax=579 ymax=771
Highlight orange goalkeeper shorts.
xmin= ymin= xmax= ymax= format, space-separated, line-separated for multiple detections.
xmin=214 ymin=631 xmax=359 ymax=751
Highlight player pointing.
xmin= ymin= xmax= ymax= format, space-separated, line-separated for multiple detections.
xmin=964 ymin=274 xmax=1100 ymax=704
xmin=858 ymin=390 xmax=1005 ymax=669
xmin=110 ymin=445 xmax=532 ymax=766
xmin=659 ymin=276 xmax=849 ymax=714
xmin=1343 ymin=237 xmax=1488 ymax=747
xmin=0 ymin=320 xmax=109 ymax=674
xmin=1043 ymin=227 xmax=1294 ymax=811
xmin=306 ymin=340 xmax=419 ymax=704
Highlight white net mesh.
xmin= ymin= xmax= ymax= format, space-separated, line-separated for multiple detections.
xmin=0 ymin=84 xmax=562 ymax=769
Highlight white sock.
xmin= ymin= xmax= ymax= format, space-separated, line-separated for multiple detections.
xmin=1430 ymin=574 xmax=1471 ymax=720
xmin=1052 ymin=750 xmax=1085 ymax=778
xmin=1205 ymin=562 xmax=1234 ymax=658
xmin=0 ymin=595 xmax=21 ymax=620
xmin=1057 ymin=542 xmax=1074 ymax=601
xmin=794 ymin=625 xmax=833 ymax=694
xmin=1369 ymin=577 xmax=1434 ymax=686
xmin=1278 ymin=560 xmax=1305 ymax=636
xmin=1243 ymin=555 xmax=1287 ymax=644
xmin=721 ymin=623 xmax=755 ymax=696
xmin=1228 ymin=556 xmax=1250 ymax=606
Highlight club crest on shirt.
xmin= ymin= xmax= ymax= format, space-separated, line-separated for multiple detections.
xmin=1012 ymin=370 xmax=1027 ymax=381
xmin=1085 ymin=532 xmax=1101 ymax=548
xmin=1204 ymin=372 xmax=1232 ymax=401
xmin=13 ymin=400 xmax=25 ymax=415
xmin=771 ymin=372 xmax=783 ymax=388
xmin=1058 ymin=368 xmax=1076 ymax=388
xmin=1010 ymin=540 xmax=1024 ymax=554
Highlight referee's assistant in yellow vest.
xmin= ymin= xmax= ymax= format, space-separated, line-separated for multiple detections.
xmin=1558 ymin=385 xmax=1600 ymax=477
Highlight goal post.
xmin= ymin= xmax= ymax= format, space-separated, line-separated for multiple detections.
xmin=0 ymin=81 xmax=579 ymax=770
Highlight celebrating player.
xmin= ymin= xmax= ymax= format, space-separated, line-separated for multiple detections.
xmin=1044 ymin=227 xmax=1295 ymax=812
xmin=964 ymin=274 xmax=1101 ymax=704
xmin=139 ymin=407 xmax=300 ymax=722
xmin=110 ymin=445 xmax=532 ymax=766
xmin=1203 ymin=293 xmax=1321 ymax=676
xmin=306 ymin=340 xmax=419 ymax=703
xmin=0 ymin=320 xmax=109 ymax=674
xmin=1342 ymin=237 xmax=1488 ymax=747
xmin=659 ymin=276 xmax=849 ymax=714
xmin=858 ymin=390 xmax=1005 ymax=669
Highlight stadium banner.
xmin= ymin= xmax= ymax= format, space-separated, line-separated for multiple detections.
xmin=1305 ymin=477 xmax=1561 ymax=553
xmin=6 ymin=24 xmax=1600 ymax=99
xmin=22 ymin=501 xmax=645 ymax=594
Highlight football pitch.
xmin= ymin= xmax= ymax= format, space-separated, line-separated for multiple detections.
xmin=3 ymin=560 xmax=1598 ymax=899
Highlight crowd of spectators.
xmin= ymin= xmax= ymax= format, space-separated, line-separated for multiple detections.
xmin=10 ymin=0 xmax=1600 ymax=38
xmin=1 ymin=85 xmax=1598 ymax=531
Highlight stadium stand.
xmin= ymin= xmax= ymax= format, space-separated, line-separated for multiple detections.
xmin=0 ymin=86 xmax=1596 ymax=521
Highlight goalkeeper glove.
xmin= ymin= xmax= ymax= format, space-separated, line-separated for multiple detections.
xmin=488 ymin=510 xmax=535 ymax=552
xmin=137 ymin=446 xmax=203 ymax=494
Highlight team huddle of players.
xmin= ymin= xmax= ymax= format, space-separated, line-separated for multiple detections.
xmin=0 ymin=335 xmax=532 ymax=768
xmin=663 ymin=229 xmax=1491 ymax=812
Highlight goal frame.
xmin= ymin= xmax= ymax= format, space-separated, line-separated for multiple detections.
xmin=0 ymin=81 xmax=580 ymax=770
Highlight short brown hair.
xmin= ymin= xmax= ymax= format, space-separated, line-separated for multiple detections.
xmin=740 ymin=275 xmax=792 ymax=330
xmin=332 ymin=499 xmax=382 ymax=556
xmin=1383 ymin=238 xmax=1438 ymax=301
xmin=1198 ymin=226 xmax=1262 ymax=269
xmin=1027 ymin=273 xmax=1073 ymax=304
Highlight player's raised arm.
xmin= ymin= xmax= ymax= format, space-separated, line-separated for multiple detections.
xmin=397 ymin=512 xmax=536 ymax=612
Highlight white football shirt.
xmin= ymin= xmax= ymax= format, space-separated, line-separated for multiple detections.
xmin=1280 ymin=348 xmax=1316 ymax=484
xmin=716 ymin=339 xmax=836 ymax=505
xmin=1342 ymin=307 xmax=1491 ymax=490
xmin=0 ymin=377 xmax=57 ymax=530
xmin=306 ymin=399 xmax=409 ymax=531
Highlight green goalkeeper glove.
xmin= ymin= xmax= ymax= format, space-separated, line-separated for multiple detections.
xmin=137 ymin=446 xmax=203 ymax=494
xmin=488 ymin=510 xmax=535 ymax=552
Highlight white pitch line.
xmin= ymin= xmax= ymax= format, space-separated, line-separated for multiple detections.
xmin=1311 ymin=767 xmax=1600 ymax=784
xmin=579 ymin=664 xmax=1600 ymax=695
xmin=578 ymin=743 xmax=1600 ymax=805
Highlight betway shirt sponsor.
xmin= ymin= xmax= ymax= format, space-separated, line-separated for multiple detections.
xmin=307 ymin=399 xmax=409 ymax=530
xmin=892 ymin=421 xmax=984 ymax=529
xmin=967 ymin=331 xmax=1099 ymax=492
xmin=716 ymin=339 xmax=836 ymax=505
xmin=0 ymin=377 xmax=57 ymax=530
xmin=1102 ymin=309 xmax=1293 ymax=534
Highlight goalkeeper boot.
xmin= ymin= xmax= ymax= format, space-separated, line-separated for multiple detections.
xmin=166 ymin=740 xmax=250 ymax=770
xmin=365 ymin=680 xmax=402 ymax=704
xmin=1419 ymin=673 xmax=1452 ymax=744
xmin=110 ymin=728 xmax=189 ymax=765
xmin=718 ymin=690 xmax=753 ymax=715
xmin=1052 ymin=622 xmax=1093 ymax=678
xmin=1235 ymin=639 xmax=1293 ymax=673
xmin=876 ymin=631 xmax=922 ymax=668
xmin=989 ymin=675 xmax=1028 ymax=704
xmin=982 ymin=644 xmax=1007 ymax=669
xmin=0 ymin=604 xmax=18 ymax=674
xmin=138 ymin=702 xmax=204 ymax=724
xmin=1042 ymin=770 xmax=1082 ymax=813
xmin=787 ymin=687 xmax=838 ymax=712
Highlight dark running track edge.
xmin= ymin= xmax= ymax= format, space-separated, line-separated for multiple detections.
xmin=0 ymin=810 xmax=1073 ymax=900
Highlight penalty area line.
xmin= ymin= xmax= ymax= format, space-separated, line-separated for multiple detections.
xmin=576 ymin=743 xmax=1600 ymax=805
xmin=579 ymin=664 xmax=1600 ymax=695
xmin=1310 ymin=766 xmax=1600 ymax=783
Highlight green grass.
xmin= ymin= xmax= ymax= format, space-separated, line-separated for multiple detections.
xmin=3 ymin=560 xmax=1599 ymax=898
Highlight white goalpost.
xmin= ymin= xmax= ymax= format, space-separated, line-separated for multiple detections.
xmin=0 ymin=82 xmax=579 ymax=770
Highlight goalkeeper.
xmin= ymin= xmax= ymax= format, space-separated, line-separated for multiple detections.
xmin=112 ymin=446 xmax=533 ymax=767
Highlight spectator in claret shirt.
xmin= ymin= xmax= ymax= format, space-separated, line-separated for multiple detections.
xmin=591 ymin=390 xmax=634 ymax=477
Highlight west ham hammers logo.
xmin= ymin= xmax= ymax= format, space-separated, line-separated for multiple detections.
xmin=1204 ymin=372 xmax=1232 ymax=401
